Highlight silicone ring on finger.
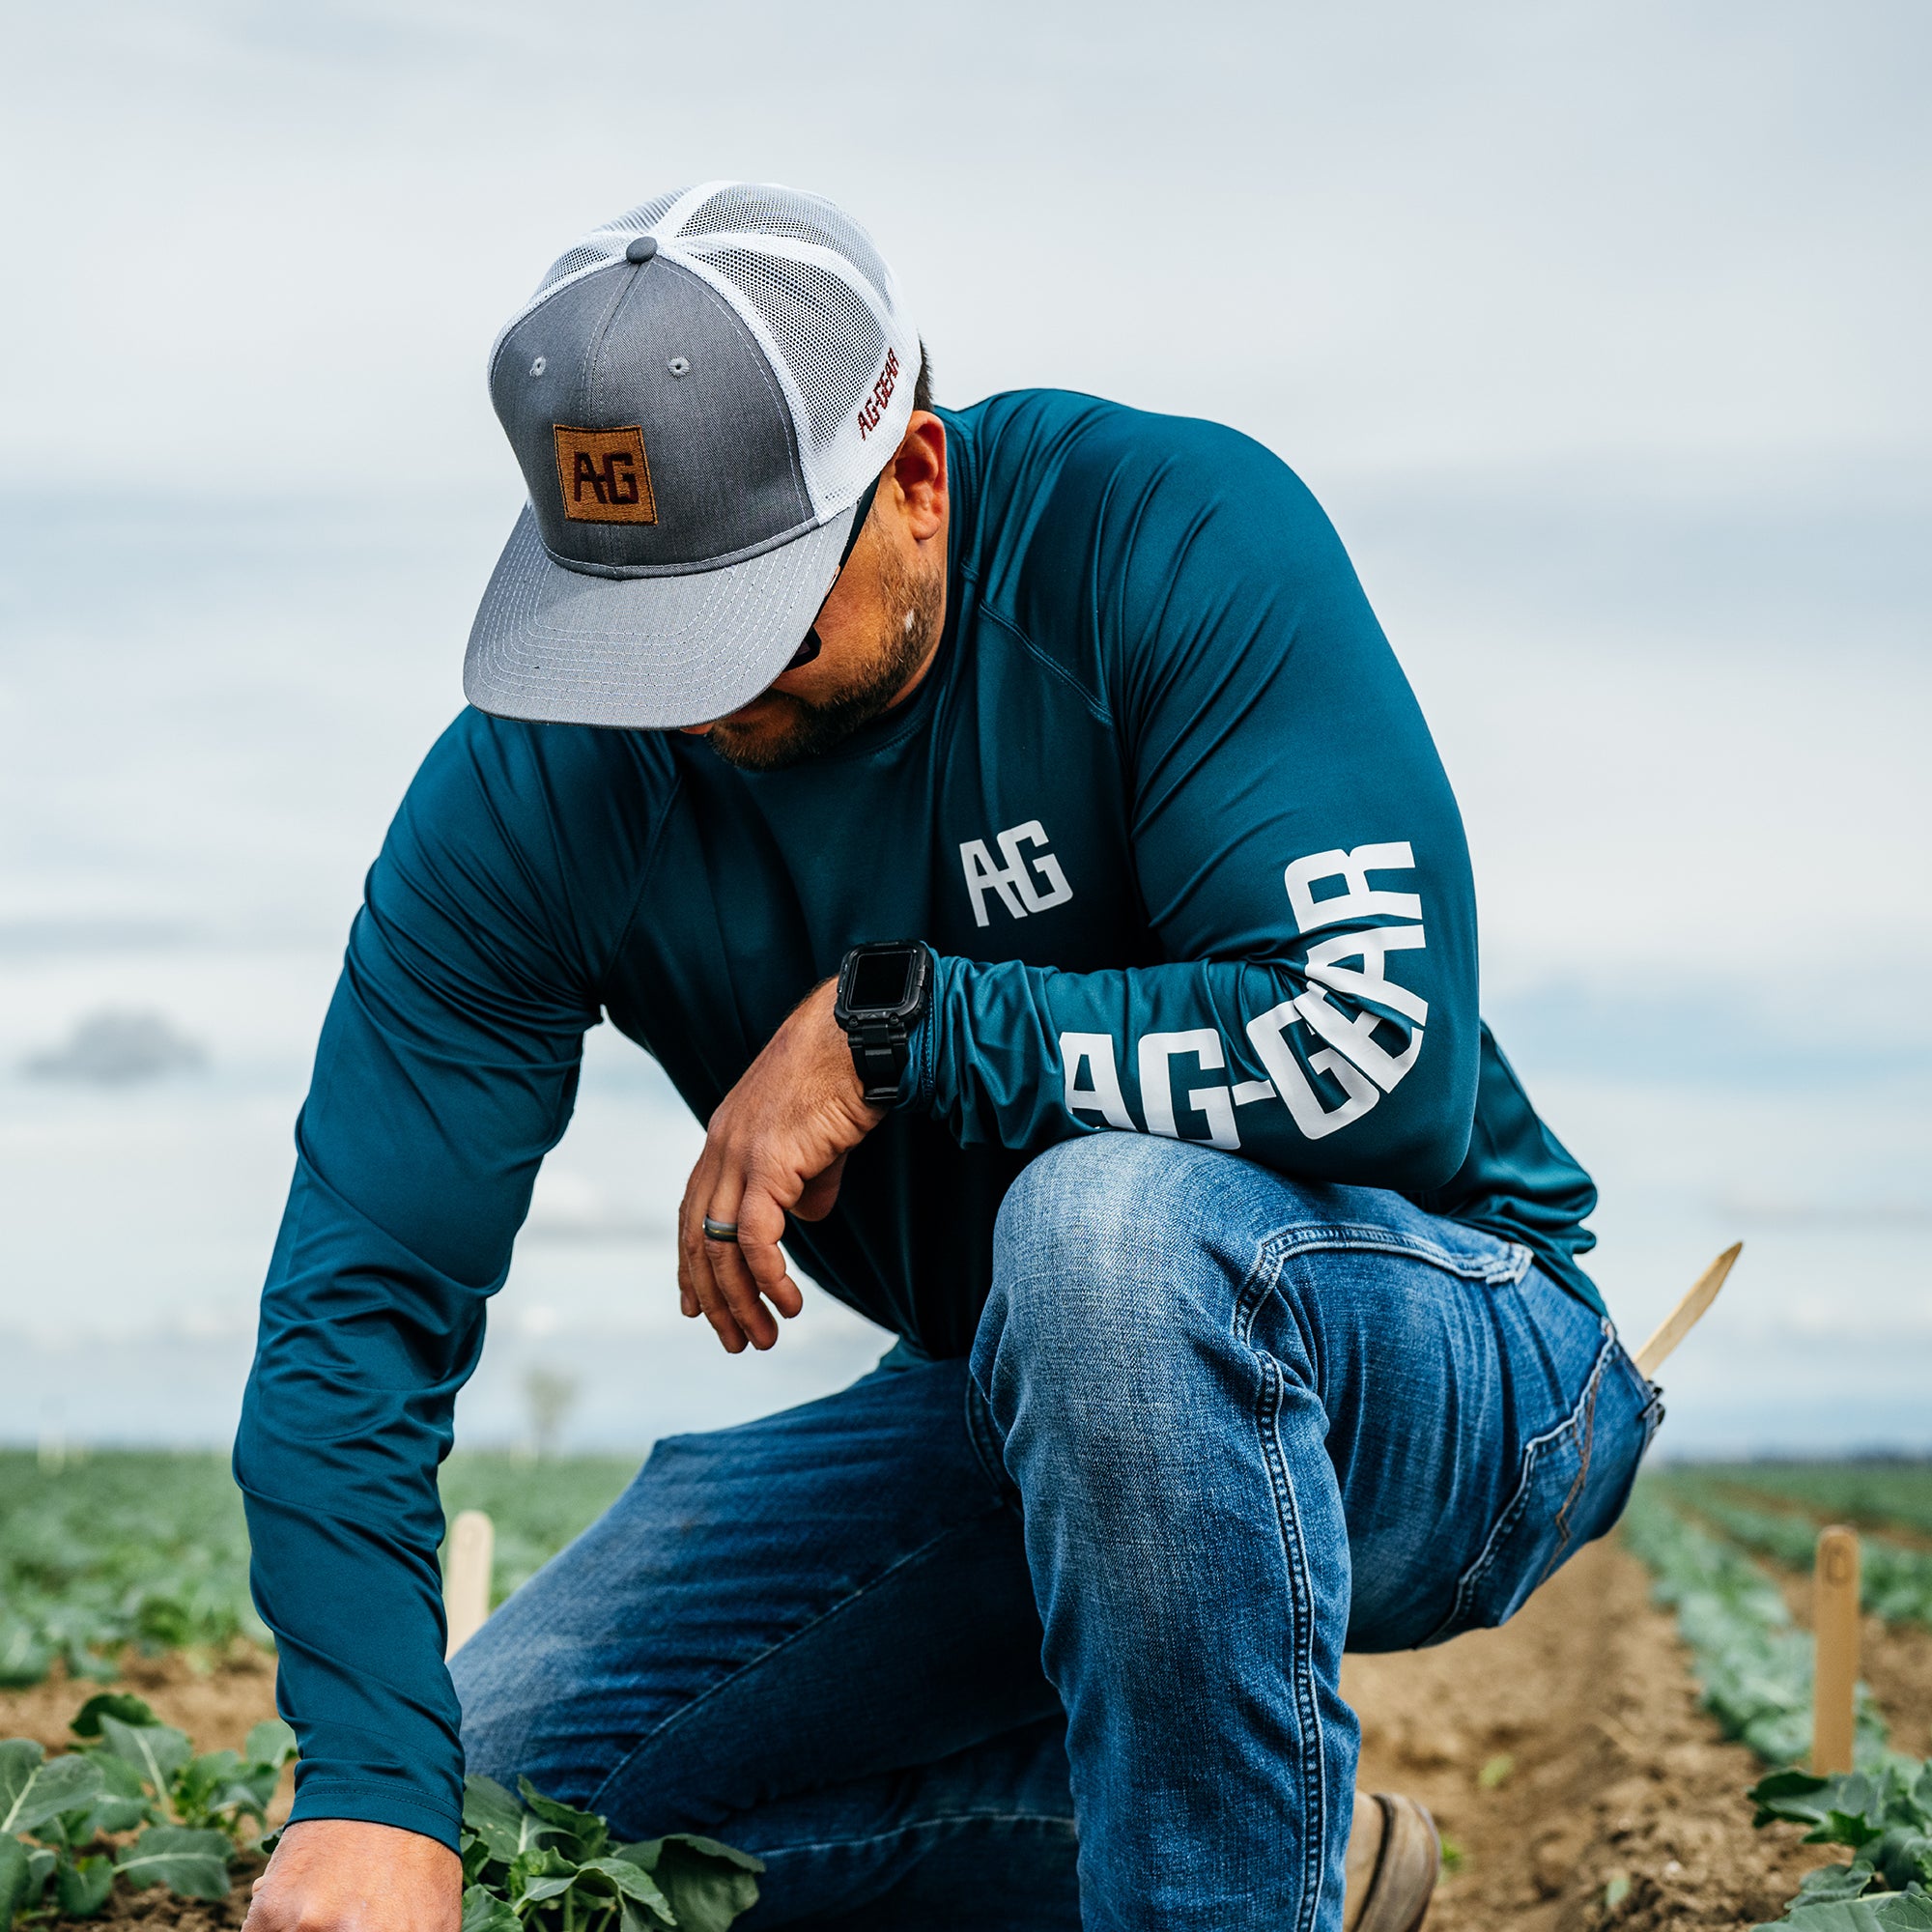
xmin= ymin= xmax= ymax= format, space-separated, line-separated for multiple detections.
xmin=702 ymin=1217 xmax=740 ymax=1244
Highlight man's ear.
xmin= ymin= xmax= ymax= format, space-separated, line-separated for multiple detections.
xmin=887 ymin=412 xmax=947 ymax=543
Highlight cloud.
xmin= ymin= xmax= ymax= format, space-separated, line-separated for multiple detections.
xmin=2 ymin=1 xmax=1926 ymax=491
xmin=23 ymin=1009 xmax=208 ymax=1086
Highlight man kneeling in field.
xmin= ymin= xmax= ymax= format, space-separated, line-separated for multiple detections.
xmin=236 ymin=185 xmax=1660 ymax=1932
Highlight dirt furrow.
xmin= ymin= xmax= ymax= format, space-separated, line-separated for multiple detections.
xmin=1 ymin=1535 xmax=1879 ymax=1927
xmin=1347 ymin=1537 xmax=1838 ymax=1930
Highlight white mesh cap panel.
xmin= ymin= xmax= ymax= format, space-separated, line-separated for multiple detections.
xmin=696 ymin=245 xmax=886 ymax=449
xmin=497 ymin=182 xmax=920 ymax=524
xmin=676 ymin=184 xmax=895 ymax=304
xmin=529 ymin=192 xmax=688 ymax=300
xmin=533 ymin=243 xmax=611 ymax=293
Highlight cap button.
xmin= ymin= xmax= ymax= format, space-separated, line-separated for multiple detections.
xmin=625 ymin=236 xmax=659 ymax=264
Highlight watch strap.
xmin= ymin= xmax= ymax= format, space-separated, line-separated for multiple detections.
xmin=847 ymin=1018 xmax=907 ymax=1106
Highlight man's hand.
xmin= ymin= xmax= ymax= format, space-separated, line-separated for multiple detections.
xmin=678 ymin=978 xmax=885 ymax=1352
xmin=244 ymin=1819 xmax=460 ymax=1932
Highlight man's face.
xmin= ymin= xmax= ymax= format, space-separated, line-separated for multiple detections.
xmin=683 ymin=413 xmax=950 ymax=772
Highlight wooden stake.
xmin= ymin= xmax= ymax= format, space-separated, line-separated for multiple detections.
xmin=1811 ymin=1524 xmax=1861 ymax=1776
xmin=1633 ymin=1242 xmax=1743 ymax=1379
xmin=444 ymin=1509 xmax=496 ymax=1660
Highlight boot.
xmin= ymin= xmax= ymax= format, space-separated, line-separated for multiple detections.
xmin=1342 ymin=1790 xmax=1440 ymax=1932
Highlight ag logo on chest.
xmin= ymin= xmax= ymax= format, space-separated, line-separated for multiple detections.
xmin=958 ymin=820 xmax=1073 ymax=927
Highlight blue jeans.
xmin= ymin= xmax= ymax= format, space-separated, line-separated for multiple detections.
xmin=454 ymin=1135 xmax=1659 ymax=1932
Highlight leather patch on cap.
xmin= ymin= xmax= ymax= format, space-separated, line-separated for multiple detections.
xmin=553 ymin=425 xmax=657 ymax=524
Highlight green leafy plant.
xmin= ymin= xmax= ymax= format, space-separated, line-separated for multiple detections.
xmin=1621 ymin=1487 xmax=1889 ymax=1767
xmin=3 ymin=1695 xmax=298 ymax=1922
xmin=0 ymin=1453 xmax=270 ymax=1688
xmin=2 ymin=1740 xmax=109 ymax=1923
xmin=68 ymin=1692 xmax=298 ymax=1847
xmin=458 ymin=1774 xmax=762 ymax=1932
xmin=1628 ymin=1490 xmax=1932 ymax=1930
xmin=1679 ymin=1464 xmax=1932 ymax=1544
xmin=1655 ymin=1477 xmax=1932 ymax=1632
xmin=1748 ymin=1758 xmax=1932 ymax=1929
xmin=0 ymin=1449 xmax=639 ymax=1689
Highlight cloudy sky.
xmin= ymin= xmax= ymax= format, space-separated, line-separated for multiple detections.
xmin=7 ymin=3 xmax=1928 ymax=490
xmin=1 ymin=0 xmax=1926 ymax=1453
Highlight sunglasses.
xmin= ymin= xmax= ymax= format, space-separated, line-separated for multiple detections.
xmin=779 ymin=469 xmax=884 ymax=674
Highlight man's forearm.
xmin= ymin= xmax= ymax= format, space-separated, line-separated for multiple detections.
xmin=909 ymin=936 xmax=1478 ymax=1196
xmin=237 ymin=1158 xmax=489 ymax=1850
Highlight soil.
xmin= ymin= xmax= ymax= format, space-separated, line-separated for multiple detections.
xmin=1347 ymin=1539 xmax=1842 ymax=1932
xmin=4 ymin=1539 xmax=1910 ymax=1929
xmin=0 ymin=1642 xmax=280 ymax=1761
xmin=2 ymin=1639 xmax=284 ymax=1927
xmin=93 ymin=1869 xmax=259 ymax=1932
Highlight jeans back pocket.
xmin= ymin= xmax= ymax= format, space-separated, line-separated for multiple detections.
xmin=1423 ymin=1331 xmax=1654 ymax=1645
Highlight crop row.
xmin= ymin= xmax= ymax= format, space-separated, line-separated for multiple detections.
xmin=0 ymin=1451 xmax=638 ymax=1689
xmin=1656 ymin=1474 xmax=1932 ymax=1629
xmin=1620 ymin=1488 xmax=1932 ymax=1927
xmin=1748 ymin=1760 xmax=1932 ymax=1928
xmin=2 ymin=1693 xmax=762 ymax=1931
xmin=1 ymin=1690 xmax=295 ymax=1922
xmin=1692 ymin=1463 xmax=1932 ymax=1543
xmin=0 ymin=1455 xmax=265 ymax=1688
xmin=1618 ymin=1485 xmax=1889 ymax=1769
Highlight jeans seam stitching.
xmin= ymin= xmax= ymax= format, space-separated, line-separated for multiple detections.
xmin=580 ymin=1508 xmax=1010 ymax=1815
xmin=1613 ymin=1345 xmax=1666 ymax=1451
xmin=1427 ymin=1327 xmax=1621 ymax=1641
xmin=1240 ymin=1238 xmax=1327 ymax=1932
xmin=1235 ymin=1233 xmax=1287 ymax=1346
xmin=962 ymin=1371 xmax=1016 ymax=1507
xmin=1264 ymin=1223 xmax=1531 ymax=1286
xmin=1548 ymin=1327 xmax=1612 ymax=1562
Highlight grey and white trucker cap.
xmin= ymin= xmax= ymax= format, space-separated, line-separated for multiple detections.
xmin=465 ymin=183 xmax=921 ymax=728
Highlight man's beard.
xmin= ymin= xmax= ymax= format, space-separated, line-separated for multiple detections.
xmin=702 ymin=545 xmax=944 ymax=773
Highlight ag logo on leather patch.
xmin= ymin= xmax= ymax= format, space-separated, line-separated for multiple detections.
xmin=553 ymin=425 xmax=657 ymax=524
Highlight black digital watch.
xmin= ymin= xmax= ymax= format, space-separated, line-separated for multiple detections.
xmin=833 ymin=940 xmax=933 ymax=1106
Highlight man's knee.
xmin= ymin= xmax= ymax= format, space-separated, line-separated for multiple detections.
xmin=451 ymin=1605 xmax=544 ymax=1786
xmin=983 ymin=1132 xmax=1277 ymax=1388
xmin=996 ymin=1133 xmax=1179 ymax=1306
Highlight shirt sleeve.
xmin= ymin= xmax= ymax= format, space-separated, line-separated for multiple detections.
xmin=232 ymin=713 xmax=614 ymax=1848
xmin=908 ymin=418 xmax=1481 ymax=1194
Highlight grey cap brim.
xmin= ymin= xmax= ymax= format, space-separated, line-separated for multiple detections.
xmin=464 ymin=504 xmax=855 ymax=729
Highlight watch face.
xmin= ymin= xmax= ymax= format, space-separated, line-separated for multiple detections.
xmin=849 ymin=948 xmax=916 ymax=1012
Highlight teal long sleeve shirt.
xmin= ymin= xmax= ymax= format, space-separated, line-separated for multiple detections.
xmin=235 ymin=389 xmax=1601 ymax=1847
